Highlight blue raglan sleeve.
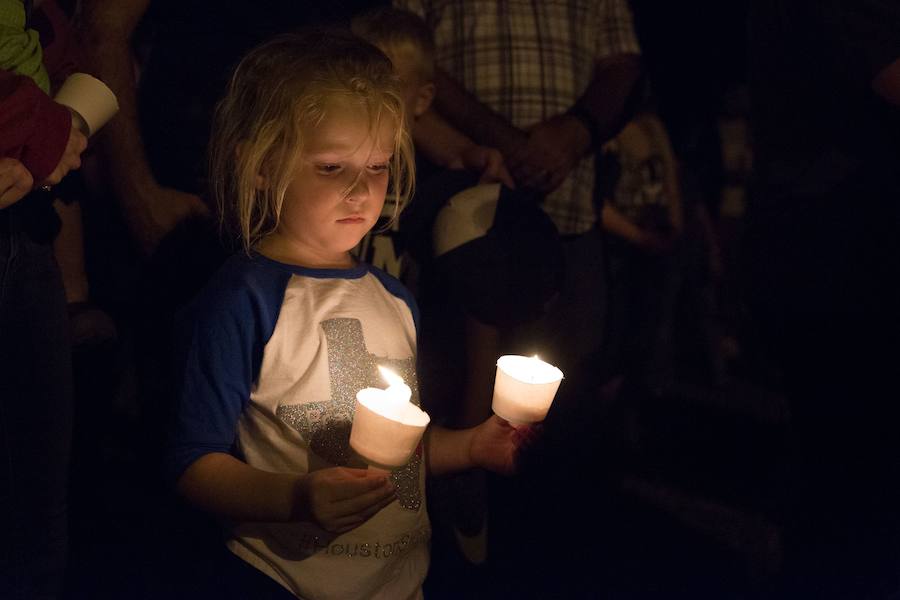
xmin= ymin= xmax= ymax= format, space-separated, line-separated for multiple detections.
xmin=166 ymin=258 xmax=283 ymax=485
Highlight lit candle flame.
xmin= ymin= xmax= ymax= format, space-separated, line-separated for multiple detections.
xmin=378 ymin=365 xmax=404 ymax=388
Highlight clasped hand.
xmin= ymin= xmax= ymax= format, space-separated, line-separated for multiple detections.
xmin=507 ymin=115 xmax=592 ymax=193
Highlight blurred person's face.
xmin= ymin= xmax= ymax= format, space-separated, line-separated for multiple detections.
xmin=385 ymin=46 xmax=435 ymax=123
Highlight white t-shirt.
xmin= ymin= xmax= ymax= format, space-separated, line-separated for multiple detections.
xmin=170 ymin=252 xmax=430 ymax=599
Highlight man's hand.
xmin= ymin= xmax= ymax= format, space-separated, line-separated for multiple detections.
xmin=0 ymin=158 xmax=33 ymax=208
xmin=294 ymin=467 xmax=396 ymax=534
xmin=126 ymin=186 xmax=210 ymax=258
xmin=38 ymin=116 xmax=88 ymax=187
xmin=508 ymin=114 xmax=592 ymax=193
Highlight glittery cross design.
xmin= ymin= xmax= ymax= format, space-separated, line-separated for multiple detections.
xmin=277 ymin=317 xmax=423 ymax=511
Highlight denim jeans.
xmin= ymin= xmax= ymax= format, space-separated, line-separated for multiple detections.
xmin=0 ymin=204 xmax=73 ymax=599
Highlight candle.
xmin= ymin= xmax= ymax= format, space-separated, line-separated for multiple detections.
xmin=492 ymin=355 xmax=563 ymax=424
xmin=350 ymin=366 xmax=430 ymax=469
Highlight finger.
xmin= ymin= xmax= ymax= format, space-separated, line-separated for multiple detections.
xmin=75 ymin=132 xmax=88 ymax=153
xmin=0 ymin=185 xmax=22 ymax=207
xmin=12 ymin=166 xmax=34 ymax=194
xmin=332 ymin=485 xmax=397 ymax=527
xmin=43 ymin=171 xmax=63 ymax=186
xmin=331 ymin=518 xmax=365 ymax=534
xmin=1 ymin=172 xmax=33 ymax=207
xmin=498 ymin=166 xmax=516 ymax=189
xmin=479 ymin=158 xmax=517 ymax=189
xmin=68 ymin=154 xmax=82 ymax=172
xmin=333 ymin=478 xmax=395 ymax=514
xmin=330 ymin=471 xmax=391 ymax=501
xmin=0 ymin=167 xmax=18 ymax=191
xmin=333 ymin=488 xmax=396 ymax=530
xmin=513 ymin=424 xmax=542 ymax=448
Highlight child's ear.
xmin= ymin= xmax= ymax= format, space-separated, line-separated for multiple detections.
xmin=413 ymin=82 xmax=436 ymax=117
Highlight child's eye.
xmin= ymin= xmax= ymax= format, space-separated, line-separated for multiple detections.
xmin=316 ymin=164 xmax=341 ymax=174
xmin=367 ymin=164 xmax=389 ymax=174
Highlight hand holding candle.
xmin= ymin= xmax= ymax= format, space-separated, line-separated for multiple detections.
xmin=350 ymin=367 xmax=430 ymax=469
xmin=492 ymin=355 xmax=563 ymax=424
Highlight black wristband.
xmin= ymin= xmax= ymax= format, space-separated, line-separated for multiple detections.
xmin=565 ymin=104 xmax=601 ymax=152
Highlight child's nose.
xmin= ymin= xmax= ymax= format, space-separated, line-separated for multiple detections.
xmin=345 ymin=171 xmax=371 ymax=202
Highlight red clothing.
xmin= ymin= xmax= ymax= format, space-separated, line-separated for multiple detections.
xmin=0 ymin=0 xmax=78 ymax=182
xmin=0 ymin=71 xmax=71 ymax=182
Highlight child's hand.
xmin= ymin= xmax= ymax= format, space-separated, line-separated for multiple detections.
xmin=469 ymin=415 xmax=541 ymax=476
xmin=460 ymin=144 xmax=516 ymax=189
xmin=295 ymin=467 xmax=396 ymax=533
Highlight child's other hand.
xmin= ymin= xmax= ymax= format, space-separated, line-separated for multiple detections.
xmin=460 ymin=144 xmax=516 ymax=189
xmin=295 ymin=467 xmax=396 ymax=533
xmin=469 ymin=415 xmax=541 ymax=476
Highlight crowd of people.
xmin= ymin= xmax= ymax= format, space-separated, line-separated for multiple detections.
xmin=2 ymin=0 xmax=898 ymax=598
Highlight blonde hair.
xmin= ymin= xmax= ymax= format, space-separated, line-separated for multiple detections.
xmin=351 ymin=7 xmax=435 ymax=83
xmin=209 ymin=29 xmax=415 ymax=252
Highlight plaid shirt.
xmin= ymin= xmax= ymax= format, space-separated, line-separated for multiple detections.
xmin=395 ymin=0 xmax=640 ymax=235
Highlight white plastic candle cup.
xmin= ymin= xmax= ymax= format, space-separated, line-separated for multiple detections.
xmin=492 ymin=355 xmax=563 ymax=424
xmin=54 ymin=73 xmax=119 ymax=136
xmin=350 ymin=388 xmax=430 ymax=469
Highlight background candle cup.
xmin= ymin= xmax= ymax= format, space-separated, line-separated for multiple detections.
xmin=54 ymin=73 xmax=119 ymax=136
xmin=350 ymin=368 xmax=430 ymax=469
xmin=492 ymin=355 xmax=563 ymax=424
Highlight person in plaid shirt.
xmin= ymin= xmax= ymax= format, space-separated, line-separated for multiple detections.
xmin=394 ymin=0 xmax=641 ymax=376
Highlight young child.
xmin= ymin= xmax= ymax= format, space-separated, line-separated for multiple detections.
xmin=599 ymin=95 xmax=684 ymax=393
xmin=168 ymin=30 xmax=523 ymax=599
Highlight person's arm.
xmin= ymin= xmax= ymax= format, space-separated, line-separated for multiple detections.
xmin=646 ymin=115 xmax=684 ymax=236
xmin=571 ymin=54 xmax=643 ymax=149
xmin=177 ymin=453 xmax=395 ymax=533
xmin=413 ymin=109 xmax=515 ymax=187
xmin=511 ymin=54 xmax=641 ymax=193
xmin=79 ymin=0 xmax=208 ymax=258
xmin=431 ymin=67 xmax=529 ymax=161
xmin=601 ymin=203 xmax=672 ymax=255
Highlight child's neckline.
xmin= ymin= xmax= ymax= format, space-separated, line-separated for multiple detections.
xmin=251 ymin=251 xmax=369 ymax=279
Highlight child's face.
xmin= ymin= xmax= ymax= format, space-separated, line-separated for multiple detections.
xmin=273 ymin=102 xmax=395 ymax=267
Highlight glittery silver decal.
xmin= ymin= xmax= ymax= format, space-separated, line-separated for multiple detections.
xmin=277 ymin=317 xmax=422 ymax=511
